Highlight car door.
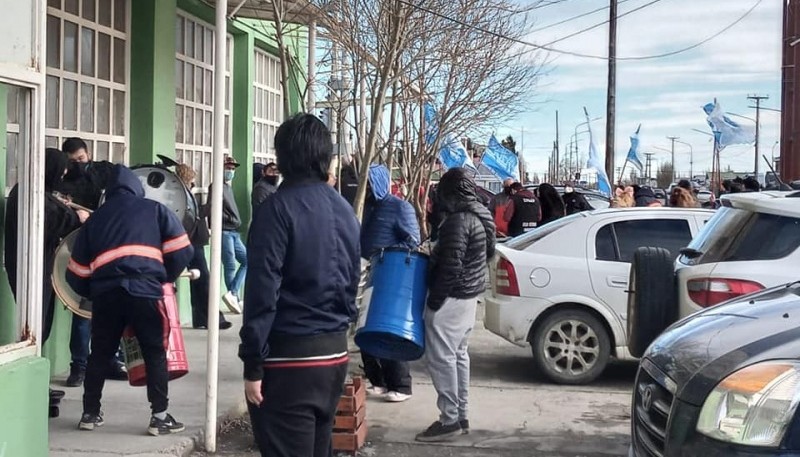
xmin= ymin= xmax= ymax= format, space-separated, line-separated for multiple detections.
xmin=588 ymin=216 xmax=695 ymax=325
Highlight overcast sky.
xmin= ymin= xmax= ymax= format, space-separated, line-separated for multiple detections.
xmin=496 ymin=0 xmax=781 ymax=180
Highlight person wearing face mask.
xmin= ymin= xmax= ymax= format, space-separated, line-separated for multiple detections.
xmin=251 ymin=162 xmax=279 ymax=211
xmin=56 ymin=137 xmax=127 ymax=387
xmin=175 ymin=164 xmax=232 ymax=331
xmin=5 ymin=148 xmax=88 ymax=413
xmin=562 ymin=184 xmax=594 ymax=215
xmin=208 ymin=156 xmax=247 ymax=314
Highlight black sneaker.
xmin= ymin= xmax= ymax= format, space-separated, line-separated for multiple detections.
xmin=460 ymin=419 xmax=470 ymax=435
xmin=79 ymin=412 xmax=105 ymax=431
xmin=65 ymin=365 xmax=85 ymax=387
xmin=148 ymin=413 xmax=185 ymax=436
xmin=415 ymin=421 xmax=462 ymax=442
xmin=107 ymin=363 xmax=128 ymax=381
xmin=220 ymin=320 xmax=233 ymax=330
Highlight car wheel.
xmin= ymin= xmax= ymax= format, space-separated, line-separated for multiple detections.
xmin=626 ymin=247 xmax=677 ymax=358
xmin=531 ymin=309 xmax=611 ymax=385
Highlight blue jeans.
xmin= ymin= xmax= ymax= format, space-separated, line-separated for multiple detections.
xmin=71 ymin=314 xmax=124 ymax=369
xmin=222 ymin=230 xmax=247 ymax=297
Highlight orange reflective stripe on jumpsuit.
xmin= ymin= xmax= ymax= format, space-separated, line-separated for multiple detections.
xmin=162 ymin=234 xmax=191 ymax=254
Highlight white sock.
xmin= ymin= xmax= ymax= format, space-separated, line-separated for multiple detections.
xmin=153 ymin=411 xmax=167 ymax=421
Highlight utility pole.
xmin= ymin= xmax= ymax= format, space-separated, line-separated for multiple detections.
xmin=667 ymin=136 xmax=678 ymax=182
xmin=748 ymin=94 xmax=769 ymax=179
xmin=644 ymin=152 xmax=655 ymax=184
xmin=605 ymin=0 xmax=618 ymax=184
xmin=520 ymin=127 xmax=526 ymax=183
xmin=554 ymin=111 xmax=560 ymax=183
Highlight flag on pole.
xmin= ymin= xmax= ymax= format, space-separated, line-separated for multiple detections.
xmin=424 ymin=103 xmax=438 ymax=146
xmin=703 ymin=100 xmax=755 ymax=150
xmin=482 ymin=135 xmax=519 ymax=181
xmin=584 ymin=108 xmax=611 ymax=196
xmin=626 ymin=124 xmax=644 ymax=172
xmin=439 ymin=133 xmax=476 ymax=171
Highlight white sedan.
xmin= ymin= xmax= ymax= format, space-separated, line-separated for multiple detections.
xmin=484 ymin=207 xmax=714 ymax=385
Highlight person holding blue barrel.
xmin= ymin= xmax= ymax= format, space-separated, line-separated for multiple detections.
xmin=360 ymin=164 xmax=421 ymax=403
xmin=416 ymin=167 xmax=496 ymax=443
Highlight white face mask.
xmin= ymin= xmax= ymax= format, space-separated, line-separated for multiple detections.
xmin=565 ymin=186 xmax=574 ymax=193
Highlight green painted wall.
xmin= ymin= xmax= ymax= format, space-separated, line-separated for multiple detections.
xmin=0 ymin=356 xmax=50 ymax=457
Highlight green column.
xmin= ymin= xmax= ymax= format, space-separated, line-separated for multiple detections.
xmin=129 ymin=0 xmax=177 ymax=166
xmin=232 ymin=32 xmax=255 ymax=229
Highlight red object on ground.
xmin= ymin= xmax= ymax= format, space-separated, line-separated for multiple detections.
xmin=122 ymin=283 xmax=189 ymax=387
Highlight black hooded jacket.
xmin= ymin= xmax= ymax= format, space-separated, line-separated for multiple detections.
xmin=5 ymin=148 xmax=81 ymax=303
xmin=428 ymin=169 xmax=496 ymax=310
xmin=56 ymin=160 xmax=114 ymax=210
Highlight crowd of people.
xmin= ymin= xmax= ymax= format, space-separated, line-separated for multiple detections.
xmin=9 ymin=114 xmax=498 ymax=454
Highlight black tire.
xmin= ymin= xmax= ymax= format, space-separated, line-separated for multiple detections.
xmin=626 ymin=247 xmax=677 ymax=358
xmin=531 ymin=309 xmax=611 ymax=385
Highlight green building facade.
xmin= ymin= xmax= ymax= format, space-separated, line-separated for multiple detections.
xmin=0 ymin=1 xmax=307 ymax=454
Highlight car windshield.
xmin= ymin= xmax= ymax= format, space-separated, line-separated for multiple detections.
xmin=681 ymin=207 xmax=800 ymax=264
xmin=505 ymin=212 xmax=584 ymax=250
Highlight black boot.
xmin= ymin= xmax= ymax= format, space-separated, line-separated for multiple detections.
xmin=65 ymin=364 xmax=85 ymax=387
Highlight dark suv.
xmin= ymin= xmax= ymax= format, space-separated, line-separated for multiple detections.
xmin=630 ymin=282 xmax=800 ymax=456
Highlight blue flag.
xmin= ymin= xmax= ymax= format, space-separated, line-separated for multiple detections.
xmin=584 ymin=109 xmax=611 ymax=197
xmin=482 ymin=135 xmax=519 ymax=181
xmin=424 ymin=104 xmax=438 ymax=146
xmin=439 ymin=133 xmax=476 ymax=171
xmin=626 ymin=125 xmax=644 ymax=172
xmin=703 ymin=100 xmax=755 ymax=150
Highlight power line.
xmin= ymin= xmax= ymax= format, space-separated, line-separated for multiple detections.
xmin=544 ymin=0 xmax=664 ymax=47
xmin=395 ymin=0 xmax=763 ymax=61
xmin=530 ymin=0 xmax=634 ymax=33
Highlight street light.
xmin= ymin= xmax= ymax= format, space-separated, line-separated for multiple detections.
xmin=570 ymin=117 xmax=601 ymax=180
xmin=674 ymin=139 xmax=694 ymax=179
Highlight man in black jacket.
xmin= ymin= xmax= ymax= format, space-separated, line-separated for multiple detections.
xmin=416 ymin=168 xmax=495 ymax=443
xmin=251 ymin=162 xmax=279 ymax=211
xmin=209 ymin=156 xmax=246 ymax=314
xmin=503 ymin=182 xmax=541 ymax=237
xmin=241 ymin=114 xmax=360 ymax=456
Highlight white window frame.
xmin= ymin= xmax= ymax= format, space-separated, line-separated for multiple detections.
xmin=174 ymin=11 xmax=232 ymax=197
xmin=43 ymin=0 xmax=130 ymax=165
xmin=0 ymin=0 xmax=48 ymax=364
xmin=252 ymin=47 xmax=283 ymax=165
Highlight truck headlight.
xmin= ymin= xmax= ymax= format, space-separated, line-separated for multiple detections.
xmin=697 ymin=361 xmax=800 ymax=447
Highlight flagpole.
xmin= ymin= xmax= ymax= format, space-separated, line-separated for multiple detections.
xmin=618 ymin=160 xmax=628 ymax=185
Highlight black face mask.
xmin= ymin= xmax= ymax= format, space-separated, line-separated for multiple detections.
xmin=264 ymin=175 xmax=278 ymax=186
xmin=65 ymin=161 xmax=88 ymax=179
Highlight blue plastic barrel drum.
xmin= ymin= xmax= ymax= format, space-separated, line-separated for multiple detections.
xmin=354 ymin=248 xmax=429 ymax=361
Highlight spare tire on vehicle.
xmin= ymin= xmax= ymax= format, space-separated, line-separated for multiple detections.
xmin=627 ymin=247 xmax=678 ymax=358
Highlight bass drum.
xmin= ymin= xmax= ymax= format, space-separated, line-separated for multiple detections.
xmin=130 ymin=165 xmax=198 ymax=234
xmin=52 ymin=230 xmax=92 ymax=319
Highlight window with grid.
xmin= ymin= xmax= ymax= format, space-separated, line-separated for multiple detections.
xmin=43 ymin=0 xmax=128 ymax=165
xmin=253 ymin=48 xmax=283 ymax=164
xmin=175 ymin=13 xmax=232 ymax=194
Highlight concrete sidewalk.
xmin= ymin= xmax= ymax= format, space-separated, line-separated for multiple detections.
xmin=49 ymin=315 xmax=247 ymax=457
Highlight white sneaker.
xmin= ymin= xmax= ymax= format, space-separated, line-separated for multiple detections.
xmin=385 ymin=391 xmax=412 ymax=403
xmin=222 ymin=292 xmax=242 ymax=314
xmin=366 ymin=386 xmax=388 ymax=397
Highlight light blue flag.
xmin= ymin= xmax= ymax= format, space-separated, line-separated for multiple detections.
xmin=482 ymin=135 xmax=519 ymax=181
xmin=584 ymin=109 xmax=611 ymax=196
xmin=703 ymin=100 xmax=755 ymax=150
xmin=626 ymin=124 xmax=644 ymax=172
xmin=439 ymin=133 xmax=476 ymax=170
xmin=424 ymin=104 xmax=438 ymax=146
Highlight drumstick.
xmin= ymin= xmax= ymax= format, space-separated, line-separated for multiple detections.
xmin=66 ymin=202 xmax=93 ymax=214
xmin=180 ymin=269 xmax=201 ymax=280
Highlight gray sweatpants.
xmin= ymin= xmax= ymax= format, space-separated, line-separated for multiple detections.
xmin=424 ymin=296 xmax=478 ymax=425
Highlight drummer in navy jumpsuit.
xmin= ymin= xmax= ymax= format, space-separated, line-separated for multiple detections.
xmin=241 ymin=114 xmax=361 ymax=457
xmin=66 ymin=164 xmax=193 ymax=436
xmin=360 ymin=163 xmax=420 ymax=402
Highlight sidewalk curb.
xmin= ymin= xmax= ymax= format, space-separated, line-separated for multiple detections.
xmin=172 ymin=400 xmax=249 ymax=456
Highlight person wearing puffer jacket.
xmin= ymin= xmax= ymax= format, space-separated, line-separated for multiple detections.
xmin=416 ymin=168 xmax=495 ymax=443
xmin=361 ymin=164 xmax=420 ymax=403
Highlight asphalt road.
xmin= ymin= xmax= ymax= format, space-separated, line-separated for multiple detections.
xmin=195 ymin=304 xmax=635 ymax=457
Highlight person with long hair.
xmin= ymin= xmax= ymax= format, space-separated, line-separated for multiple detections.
xmin=669 ymin=187 xmax=698 ymax=208
xmin=536 ymin=183 xmax=566 ymax=225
